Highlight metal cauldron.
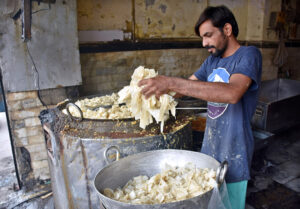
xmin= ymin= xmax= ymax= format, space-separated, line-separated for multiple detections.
xmin=40 ymin=97 xmax=194 ymax=209
xmin=94 ymin=148 xmax=227 ymax=209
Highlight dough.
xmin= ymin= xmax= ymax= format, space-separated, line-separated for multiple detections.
xmin=62 ymin=93 xmax=133 ymax=119
xmin=103 ymin=163 xmax=216 ymax=204
xmin=118 ymin=66 xmax=177 ymax=132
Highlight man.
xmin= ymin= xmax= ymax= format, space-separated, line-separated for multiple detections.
xmin=138 ymin=5 xmax=262 ymax=209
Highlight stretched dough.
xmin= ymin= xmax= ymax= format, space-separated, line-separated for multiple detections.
xmin=118 ymin=66 xmax=177 ymax=132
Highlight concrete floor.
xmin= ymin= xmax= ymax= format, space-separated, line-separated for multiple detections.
xmin=0 ymin=112 xmax=19 ymax=208
xmin=0 ymin=112 xmax=53 ymax=209
xmin=246 ymin=125 xmax=300 ymax=208
xmin=0 ymin=112 xmax=13 ymax=162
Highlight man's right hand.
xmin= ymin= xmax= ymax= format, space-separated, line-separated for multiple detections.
xmin=138 ymin=75 xmax=170 ymax=99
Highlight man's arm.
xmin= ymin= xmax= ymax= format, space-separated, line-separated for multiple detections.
xmin=138 ymin=73 xmax=252 ymax=104
xmin=173 ymin=75 xmax=198 ymax=98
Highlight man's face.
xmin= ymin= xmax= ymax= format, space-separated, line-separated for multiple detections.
xmin=199 ymin=20 xmax=228 ymax=57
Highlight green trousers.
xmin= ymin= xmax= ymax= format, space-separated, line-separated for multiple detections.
xmin=226 ymin=181 xmax=248 ymax=209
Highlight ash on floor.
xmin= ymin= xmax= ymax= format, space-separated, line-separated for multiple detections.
xmin=246 ymin=125 xmax=300 ymax=209
xmin=11 ymin=193 xmax=53 ymax=209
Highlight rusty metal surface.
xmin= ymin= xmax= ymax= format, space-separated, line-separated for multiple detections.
xmin=22 ymin=0 xmax=31 ymax=41
xmin=40 ymin=100 xmax=193 ymax=209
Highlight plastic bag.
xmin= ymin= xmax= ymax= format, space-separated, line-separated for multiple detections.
xmin=208 ymin=182 xmax=232 ymax=209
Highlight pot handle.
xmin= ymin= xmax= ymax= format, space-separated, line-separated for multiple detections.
xmin=66 ymin=102 xmax=83 ymax=122
xmin=216 ymin=161 xmax=228 ymax=186
xmin=104 ymin=146 xmax=121 ymax=164
xmin=43 ymin=124 xmax=59 ymax=166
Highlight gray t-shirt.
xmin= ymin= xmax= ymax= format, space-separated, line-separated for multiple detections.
xmin=194 ymin=46 xmax=262 ymax=182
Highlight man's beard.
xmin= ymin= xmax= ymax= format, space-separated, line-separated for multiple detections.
xmin=205 ymin=36 xmax=228 ymax=57
xmin=205 ymin=44 xmax=227 ymax=57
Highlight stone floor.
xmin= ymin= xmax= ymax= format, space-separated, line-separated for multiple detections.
xmin=246 ymin=125 xmax=300 ymax=209
xmin=0 ymin=110 xmax=299 ymax=208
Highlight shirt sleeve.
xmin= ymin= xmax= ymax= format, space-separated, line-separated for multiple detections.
xmin=232 ymin=46 xmax=262 ymax=91
xmin=194 ymin=57 xmax=210 ymax=81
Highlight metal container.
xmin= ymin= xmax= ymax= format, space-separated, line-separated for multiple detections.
xmin=176 ymin=96 xmax=207 ymax=115
xmin=94 ymin=149 xmax=227 ymax=209
xmin=39 ymin=99 xmax=193 ymax=209
xmin=251 ymin=79 xmax=300 ymax=133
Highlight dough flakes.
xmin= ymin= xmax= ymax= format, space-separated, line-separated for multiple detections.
xmin=103 ymin=162 xmax=216 ymax=204
xmin=62 ymin=93 xmax=133 ymax=120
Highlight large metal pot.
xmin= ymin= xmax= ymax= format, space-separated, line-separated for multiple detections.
xmin=94 ymin=149 xmax=227 ymax=209
xmin=40 ymin=97 xmax=193 ymax=209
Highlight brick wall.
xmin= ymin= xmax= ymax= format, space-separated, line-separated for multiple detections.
xmin=6 ymin=91 xmax=50 ymax=188
xmin=5 ymin=87 xmax=78 ymax=190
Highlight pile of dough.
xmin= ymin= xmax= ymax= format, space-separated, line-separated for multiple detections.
xmin=62 ymin=93 xmax=133 ymax=119
xmin=103 ymin=163 xmax=216 ymax=204
xmin=62 ymin=66 xmax=177 ymax=129
xmin=118 ymin=66 xmax=177 ymax=132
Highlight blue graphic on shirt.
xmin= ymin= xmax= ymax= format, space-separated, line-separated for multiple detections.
xmin=207 ymin=68 xmax=230 ymax=119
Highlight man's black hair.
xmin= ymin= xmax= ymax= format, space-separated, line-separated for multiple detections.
xmin=194 ymin=5 xmax=239 ymax=37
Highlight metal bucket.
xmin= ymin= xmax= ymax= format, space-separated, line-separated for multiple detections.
xmin=94 ymin=149 xmax=228 ymax=209
xmin=40 ymin=98 xmax=193 ymax=209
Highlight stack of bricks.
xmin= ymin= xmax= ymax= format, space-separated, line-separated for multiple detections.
xmin=6 ymin=91 xmax=50 ymax=181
